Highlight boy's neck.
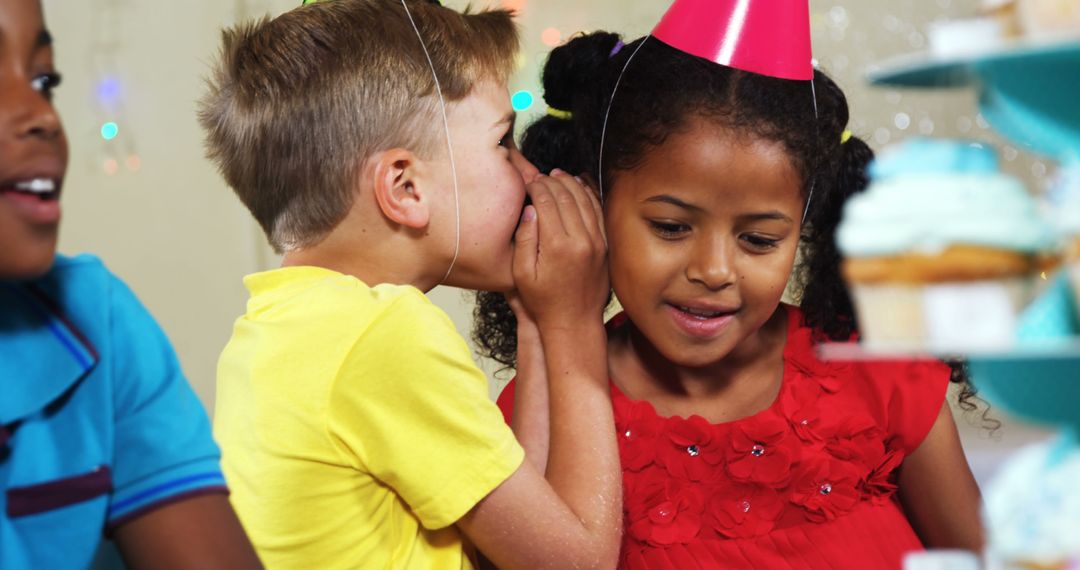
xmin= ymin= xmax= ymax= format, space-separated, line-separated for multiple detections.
xmin=276 ymin=168 xmax=455 ymax=293
xmin=281 ymin=230 xmax=443 ymax=293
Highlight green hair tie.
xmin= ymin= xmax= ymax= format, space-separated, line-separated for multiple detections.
xmin=547 ymin=107 xmax=572 ymax=120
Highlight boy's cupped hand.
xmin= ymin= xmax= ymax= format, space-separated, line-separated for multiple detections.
xmin=512 ymin=169 xmax=608 ymax=331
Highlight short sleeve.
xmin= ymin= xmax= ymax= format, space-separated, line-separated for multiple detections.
xmin=104 ymin=273 xmax=227 ymax=529
xmin=327 ymin=292 xmax=524 ymax=530
xmin=871 ymin=359 xmax=952 ymax=455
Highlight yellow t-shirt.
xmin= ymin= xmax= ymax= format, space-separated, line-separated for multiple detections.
xmin=215 ymin=266 xmax=524 ymax=569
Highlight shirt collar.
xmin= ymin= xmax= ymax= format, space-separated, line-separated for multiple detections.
xmin=243 ymin=265 xmax=354 ymax=311
xmin=0 ymin=281 xmax=98 ymax=424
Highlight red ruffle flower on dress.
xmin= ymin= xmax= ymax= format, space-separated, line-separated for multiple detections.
xmin=705 ymin=480 xmax=784 ymax=538
xmin=862 ymin=444 xmax=904 ymax=504
xmin=779 ymin=378 xmax=826 ymax=443
xmin=824 ymin=417 xmax=886 ymax=467
xmin=658 ymin=415 xmax=724 ymax=482
xmin=626 ymin=473 xmax=705 ymax=547
xmin=790 ymin=455 xmax=862 ymax=522
xmin=785 ymin=328 xmax=848 ymax=395
xmin=726 ymin=412 xmax=797 ymax=486
xmin=615 ymin=397 xmax=666 ymax=472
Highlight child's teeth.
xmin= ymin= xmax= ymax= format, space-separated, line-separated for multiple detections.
xmin=682 ymin=306 xmax=719 ymax=318
xmin=14 ymin=179 xmax=55 ymax=193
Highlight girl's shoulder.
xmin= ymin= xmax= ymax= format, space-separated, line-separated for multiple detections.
xmin=783 ymin=303 xmax=951 ymax=455
xmin=783 ymin=303 xmax=950 ymax=391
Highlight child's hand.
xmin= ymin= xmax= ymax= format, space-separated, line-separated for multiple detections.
xmin=465 ymin=171 xmax=620 ymax=570
xmin=512 ymin=169 xmax=607 ymax=331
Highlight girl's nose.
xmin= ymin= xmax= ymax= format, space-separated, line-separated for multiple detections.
xmin=686 ymin=236 xmax=736 ymax=291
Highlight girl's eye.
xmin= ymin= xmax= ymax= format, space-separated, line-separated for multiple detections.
xmin=31 ymin=72 xmax=62 ymax=99
xmin=741 ymin=234 xmax=780 ymax=252
xmin=649 ymin=220 xmax=690 ymax=239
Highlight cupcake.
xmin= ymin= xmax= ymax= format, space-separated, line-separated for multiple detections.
xmin=1017 ymin=0 xmax=1080 ymax=39
xmin=1047 ymin=161 xmax=1080 ymax=320
xmin=836 ymin=138 xmax=1058 ymax=350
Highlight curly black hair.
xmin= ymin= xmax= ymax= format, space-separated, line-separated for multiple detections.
xmin=473 ymin=31 xmax=989 ymax=421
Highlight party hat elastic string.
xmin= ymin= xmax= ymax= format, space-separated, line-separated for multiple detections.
xmin=598 ymin=36 xmax=651 ymax=202
xmin=803 ymin=76 xmax=819 ymax=225
xmin=400 ymin=0 xmax=461 ymax=285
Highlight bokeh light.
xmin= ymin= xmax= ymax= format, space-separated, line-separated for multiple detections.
xmin=541 ymin=27 xmax=562 ymax=47
xmin=103 ymin=158 xmax=119 ymax=176
xmin=501 ymin=0 xmax=525 ymax=12
xmin=101 ymin=122 xmax=119 ymax=141
xmin=511 ymin=90 xmax=534 ymax=112
xmin=96 ymin=77 xmax=122 ymax=106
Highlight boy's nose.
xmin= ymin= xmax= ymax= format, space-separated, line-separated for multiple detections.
xmin=510 ymin=148 xmax=541 ymax=184
xmin=5 ymin=79 xmax=63 ymax=142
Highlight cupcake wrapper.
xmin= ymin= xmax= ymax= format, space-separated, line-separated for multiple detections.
xmin=851 ymin=278 xmax=1034 ymax=351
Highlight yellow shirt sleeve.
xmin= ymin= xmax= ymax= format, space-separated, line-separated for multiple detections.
xmin=326 ymin=290 xmax=525 ymax=530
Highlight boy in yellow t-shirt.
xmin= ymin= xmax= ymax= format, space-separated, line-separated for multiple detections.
xmin=199 ymin=1 xmax=621 ymax=568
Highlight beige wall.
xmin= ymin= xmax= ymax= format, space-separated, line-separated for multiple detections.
xmin=44 ymin=0 xmax=1048 ymax=415
xmin=47 ymin=0 xmax=284 ymax=411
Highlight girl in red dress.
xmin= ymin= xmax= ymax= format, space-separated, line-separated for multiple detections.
xmin=474 ymin=24 xmax=985 ymax=570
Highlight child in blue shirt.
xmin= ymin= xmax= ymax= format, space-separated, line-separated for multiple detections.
xmin=0 ymin=1 xmax=260 ymax=567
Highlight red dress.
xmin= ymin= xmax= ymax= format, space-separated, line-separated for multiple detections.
xmin=498 ymin=305 xmax=951 ymax=569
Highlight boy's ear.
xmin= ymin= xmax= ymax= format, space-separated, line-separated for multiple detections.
xmin=370 ymin=149 xmax=430 ymax=229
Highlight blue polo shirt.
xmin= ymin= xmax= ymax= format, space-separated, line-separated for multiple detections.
xmin=1 ymin=254 xmax=227 ymax=569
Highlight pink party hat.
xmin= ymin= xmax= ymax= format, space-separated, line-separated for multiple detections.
xmin=652 ymin=0 xmax=814 ymax=81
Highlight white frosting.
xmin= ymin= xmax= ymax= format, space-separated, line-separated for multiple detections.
xmin=984 ymin=435 xmax=1080 ymax=565
xmin=927 ymin=17 xmax=1005 ymax=58
xmin=1049 ymin=161 xmax=1080 ymax=236
xmin=837 ymin=174 xmax=1057 ymax=257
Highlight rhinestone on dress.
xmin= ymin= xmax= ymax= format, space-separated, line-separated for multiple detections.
xmin=687 ymin=445 xmax=700 ymax=457
xmin=751 ymin=444 xmax=766 ymax=457
xmin=624 ymin=429 xmax=632 ymax=438
xmin=741 ymin=500 xmax=751 ymax=513
xmin=820 ymin=483 xmax=833 ymax=496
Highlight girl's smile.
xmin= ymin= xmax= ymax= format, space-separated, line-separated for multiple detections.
xmin=663 ymin=302 xmax=739 ymax=339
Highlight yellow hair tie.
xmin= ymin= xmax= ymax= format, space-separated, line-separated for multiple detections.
xmin=841 ymin=129 xmax=853 ymax=144
xmin=547 ymin=107 xmax=572 ymax=120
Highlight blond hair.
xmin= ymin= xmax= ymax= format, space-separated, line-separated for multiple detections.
xmin=198 ymin=0 xmax=519 ymax=253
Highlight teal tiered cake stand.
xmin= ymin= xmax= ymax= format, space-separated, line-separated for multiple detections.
xmin=869 ymin=36 xmax=1080 ymax=439
xmin=869 ymin=36 xmax=1080 ymax=566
